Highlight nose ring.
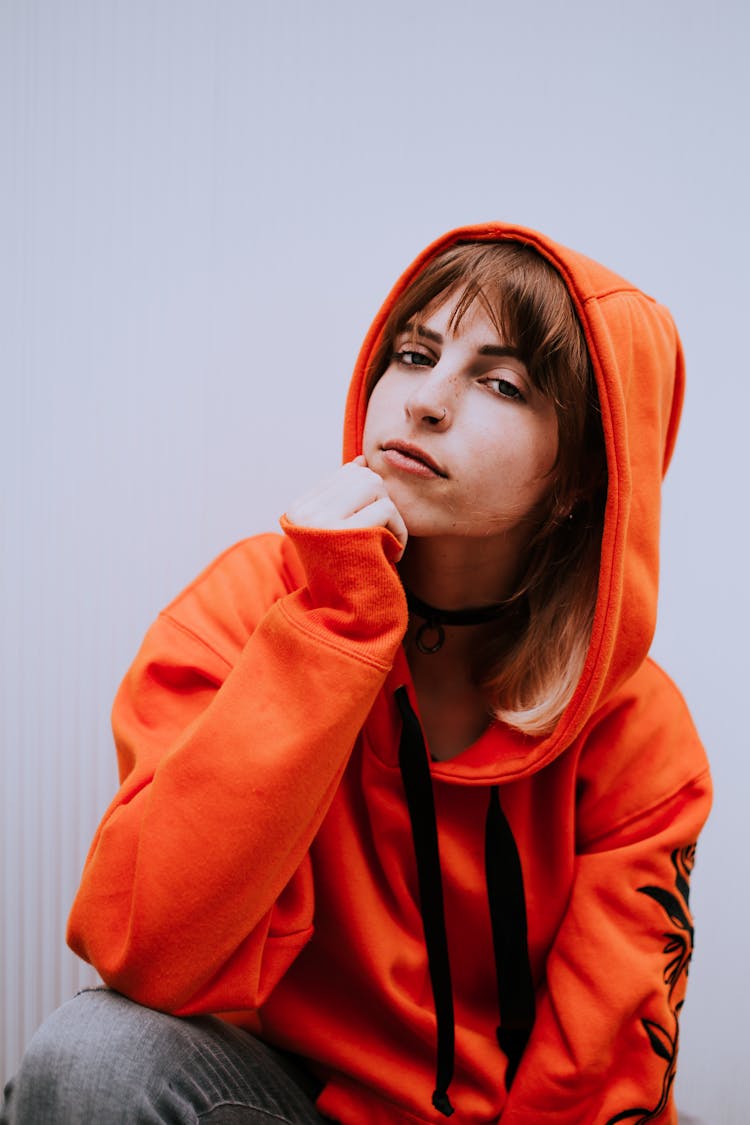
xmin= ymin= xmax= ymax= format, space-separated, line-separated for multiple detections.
xmin=438 ymin=408 xmax=447 ymax=421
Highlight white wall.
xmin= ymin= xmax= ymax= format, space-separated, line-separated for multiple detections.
xmin=1 ymin=1 xmax=747 ymax=1119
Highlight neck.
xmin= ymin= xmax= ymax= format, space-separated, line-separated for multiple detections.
xmin=397 ymin=537 xmax=528 ymax=758
xmin=398 ymin=535 xmax=521 ymax=609
xmin=405 ymin=587 xmax=511 ymax=654
xmin=401 ymin=599 xmax=500 ymax=758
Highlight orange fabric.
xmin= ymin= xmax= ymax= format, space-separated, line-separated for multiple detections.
xmin=68 ymin=223 xmax=711 ymax=1123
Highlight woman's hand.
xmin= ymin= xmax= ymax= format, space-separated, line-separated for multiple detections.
xmin=286 ymin=456 xmax=408 ymax=560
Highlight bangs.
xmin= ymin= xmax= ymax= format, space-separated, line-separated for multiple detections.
xmin=367 ymin=241 xmax=590 ymax=407
xmin=408 ymin=282 xmax=517 ymax=359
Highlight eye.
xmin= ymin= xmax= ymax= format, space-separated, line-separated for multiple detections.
xmin=484 ymin=376 xmax=526 ymax=402
xmin=392 ymin=349 xmax=435 ymax=368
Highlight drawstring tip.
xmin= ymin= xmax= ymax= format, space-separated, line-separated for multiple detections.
xmin=432 ymin=1090 xmax=455 ymax=1117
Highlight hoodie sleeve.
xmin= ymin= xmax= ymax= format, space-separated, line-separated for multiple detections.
xmin=500 ymin=663 xmax=712 ymax=1125
xmin=66 ymin=521 xmax=407 ymax=1015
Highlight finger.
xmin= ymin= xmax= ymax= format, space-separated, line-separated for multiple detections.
xmin=307 ymin=472 xmax=384 ymax=522
xmin=344 ymin=497 xmax=409 ymax=558
xmin=349 ymin=460 xmax=408 ymax=556
xmin=287 ymin=464 xmax=388 ymax=527
xmin=385 ymin=505 xmax=408 ymax=558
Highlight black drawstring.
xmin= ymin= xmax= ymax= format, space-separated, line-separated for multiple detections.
xmin=396 ymin=688 xmax=536 ymax=1115
xmin=396 ymin=687 xmax=455 ymax=1117
xmin=485 ymin=784 xmax=536 ymax=1088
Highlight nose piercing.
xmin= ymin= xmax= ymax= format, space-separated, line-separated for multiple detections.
xmin=438 ymin=408 xmax=447 ymax=421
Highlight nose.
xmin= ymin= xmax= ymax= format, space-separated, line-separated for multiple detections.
xmin=404 ymin=369 xmax=455 ymax=429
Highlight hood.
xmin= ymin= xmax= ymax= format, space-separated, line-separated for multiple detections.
xmin=343 ymin=222 xmax=685 ymax=775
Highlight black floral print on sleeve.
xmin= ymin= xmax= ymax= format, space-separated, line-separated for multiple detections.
xmin=604 ymin=845 xmax=696 ymax=1125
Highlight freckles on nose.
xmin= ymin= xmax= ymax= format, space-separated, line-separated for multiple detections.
xmin=410 ymin=370 xmax=458 ymax=412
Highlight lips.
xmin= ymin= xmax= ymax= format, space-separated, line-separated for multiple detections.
xmin=381 ymin=441 xmax=447 ymax=477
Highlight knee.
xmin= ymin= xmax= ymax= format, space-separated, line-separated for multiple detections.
xmin=8 ymin=989 xmax=164 ymax=1123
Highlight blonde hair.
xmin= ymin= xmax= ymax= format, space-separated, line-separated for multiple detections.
xmin=366 ymin=241 xmax=607 ymax=736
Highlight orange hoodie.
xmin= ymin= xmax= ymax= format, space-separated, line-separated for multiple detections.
xmin=68 ymin=223 xmax=711 ymax=1123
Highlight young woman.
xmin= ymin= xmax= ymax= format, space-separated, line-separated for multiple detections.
xmin=3 ymin=224 xmax=711 ymax=1124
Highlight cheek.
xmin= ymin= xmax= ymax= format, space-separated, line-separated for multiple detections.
xmin=537 ymin=434 xmax=559 ymax=481
xmin=495 ymin=419 xmax=559 ymax=497
xmin=363 ymin=376 xmax=397 ymax=441
xmin=362 ymin=388 xmax=384 ymax=456
xmin=529 ymin=413 xmax=559 ymax=480
xmin=361 ymin=390 xmax=379 ymax=447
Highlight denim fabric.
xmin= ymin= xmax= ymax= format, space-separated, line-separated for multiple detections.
xmin=1 ymin=988 xmax=330 ymax=1124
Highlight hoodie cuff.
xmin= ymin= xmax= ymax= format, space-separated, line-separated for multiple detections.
xmin=278 ymin=515 xmax=408 ymax=665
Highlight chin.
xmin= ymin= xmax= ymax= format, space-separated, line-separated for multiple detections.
xmin=402 ymin=517 xmax=462 ymax=540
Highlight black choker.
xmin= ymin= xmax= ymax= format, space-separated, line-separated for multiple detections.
xmin=405 ymin=587 xmax=511 ymax=655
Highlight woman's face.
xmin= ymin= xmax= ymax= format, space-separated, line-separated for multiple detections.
xmin=362 ymin=295 xmax=559 ymax=556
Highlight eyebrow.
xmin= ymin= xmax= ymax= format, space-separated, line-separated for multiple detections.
xmin=404 ymin=322 xmax=523 ymax=360
xmin=477 ymin=344 xmax=523 ymax=359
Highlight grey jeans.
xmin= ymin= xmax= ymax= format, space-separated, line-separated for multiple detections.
xmin=1 ymin=988 xmax=330 ymax=1124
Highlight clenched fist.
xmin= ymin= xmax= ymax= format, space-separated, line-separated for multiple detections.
xmin=286 ymin=457 xmax=408 ymax=560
